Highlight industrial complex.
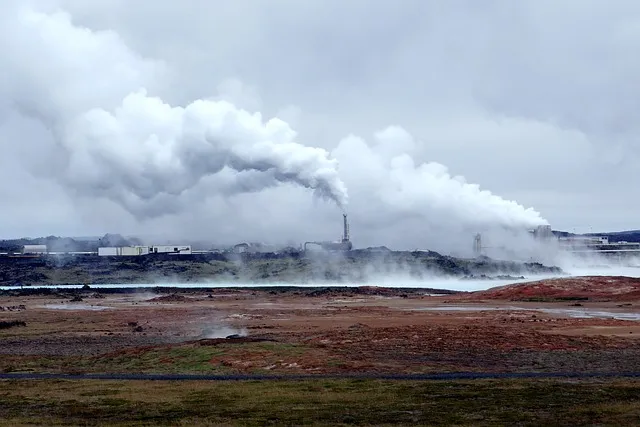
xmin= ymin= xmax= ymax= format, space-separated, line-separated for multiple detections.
xmin=0 ymin=214 xmax=355 ymax=258
xmin=473 ymin=225 xmax=640 ymax=258
xmin=3 ymin=217 xmax=640 ymax=260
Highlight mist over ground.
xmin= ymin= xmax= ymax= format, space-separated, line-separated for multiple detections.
xmin=1 ymin=1 xmax=639 ymax=258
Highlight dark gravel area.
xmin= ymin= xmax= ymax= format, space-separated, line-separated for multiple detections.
xmin=387 ymin=349 xmax=640 ymax=374
xmin=0 ymin=335 xmax=179 ymax=356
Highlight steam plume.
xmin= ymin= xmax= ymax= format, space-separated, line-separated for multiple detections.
xmin=333 ymin=128 xmax=548 ymax=230
xmin=64 ymin=91 xmax=348 ymax=216
xmin=0 ymin=5 xmax=348 ymax=218
xmin=0 ymin=3 xmax=548 ymax=239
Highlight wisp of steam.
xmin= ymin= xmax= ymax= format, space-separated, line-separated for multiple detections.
xmin=201 ymin=325 xmax=248 ymax=339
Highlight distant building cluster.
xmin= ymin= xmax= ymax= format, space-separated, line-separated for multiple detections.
xmin=3 ymin=244 xmax=193 ymax=257
xmin=97 ymin=245 xmax=192 ymax=256
xmin=470 ymin=224 xmax=640 ymax=258
xmin=1 ymin=214 xmax=355 ymax=258
xmin=557 ymin=236 xmax=609 ymax=247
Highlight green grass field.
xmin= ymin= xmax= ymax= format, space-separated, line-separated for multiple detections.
xmin=0 ymin=378 xmax=639 ymax=426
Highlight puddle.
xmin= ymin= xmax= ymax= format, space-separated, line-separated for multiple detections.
xmin=39 ymin=304 xmax=113 ymax=311
xmin=415 ymin=306 xmax=522 ymax=312
xmin=414 ymin=305 xmax=640 ymax=321
xmin=536 ymin=309 xmax=640 ymax=321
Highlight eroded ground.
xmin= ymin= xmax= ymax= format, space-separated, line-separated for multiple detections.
xmin=1 ymin=278 xmax=639 ymax=375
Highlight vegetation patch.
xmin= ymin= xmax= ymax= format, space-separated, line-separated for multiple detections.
xmin=0 ymin=378 xmax=639 ymax=426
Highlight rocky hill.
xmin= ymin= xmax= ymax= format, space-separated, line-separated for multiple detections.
xmin=464 ymin=276 xmax=640 ymax=302
xmin=0 ymin=250 xmax=563 ymax=286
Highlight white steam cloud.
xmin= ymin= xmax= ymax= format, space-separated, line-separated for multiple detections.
xmin=0 ymin=5 xmax=348 ymax=217
xmin=63 ymin=91 xmax=349 ymax=216
xmin=332 ymin=127 xmax=548 ymax=230
xmin=0 ymin=3 xmax=547 ymax=241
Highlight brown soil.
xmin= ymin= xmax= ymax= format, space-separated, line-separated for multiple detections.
xmin=147 ymin=294 xmax=190 ymax=303
xmin=1 ymin=277 xmax=639 ymax=374
xmin=465 ymin=276 xmax=640 ymax=301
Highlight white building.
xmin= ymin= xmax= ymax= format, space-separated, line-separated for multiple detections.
xmin=97 ymin=245 xmax=192 ymax=256
xmin=149 ymin=245 xmax=192 ymax=255
xmin=98 ymin=246 xmax=150 ymax=256
xmin=22 ymin=245 xmax=47 ymax=254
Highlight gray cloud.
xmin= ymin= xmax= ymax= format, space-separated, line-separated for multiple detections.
xmin=0 ymin=0 xmax=637 ymax=255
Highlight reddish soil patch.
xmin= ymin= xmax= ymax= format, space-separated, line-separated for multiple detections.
xmin=147 ymin=294 xmax=189 ymax=303
xmin=3 ymin=284 xmax=640 ymax=374
xmin=463 ymin=276 xmax=640 ymax=301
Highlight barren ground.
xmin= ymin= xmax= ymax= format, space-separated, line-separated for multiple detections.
xmin=1 ymin=276 xmax=639 ymax=376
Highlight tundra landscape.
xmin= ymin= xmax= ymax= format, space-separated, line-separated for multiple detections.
xmin=2 ymin=273 xmax=640 ymax=425
xmin=3 ymin=0 xmax=640 ymax=425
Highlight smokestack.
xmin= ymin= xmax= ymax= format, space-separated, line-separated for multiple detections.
xmin=342 ymin=213 xmax=350 ymax=242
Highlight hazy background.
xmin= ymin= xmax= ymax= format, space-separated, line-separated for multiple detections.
xmin=1 ymin=0 xmax=638 ymax=255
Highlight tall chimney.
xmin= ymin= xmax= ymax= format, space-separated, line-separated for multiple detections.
xmin=342 ymin=213 xmax=350 ymax=242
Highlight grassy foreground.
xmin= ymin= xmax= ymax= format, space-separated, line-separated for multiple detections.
xmin=0 ymin=379 xmax=639 ymax=426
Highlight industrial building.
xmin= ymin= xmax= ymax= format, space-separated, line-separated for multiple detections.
xmin=22 ymin=245 xmax=47 ymax=255
xmin=149 ymin=245 xmax=192 ymax=255
xmin=304 ymin=214 xmax=353 ymax=252
xmin=98 ymin=246 xmax=149 ymax=256
xmin=558 ymin=236 xmax=610 ymax=248
xmin=97 ymin=245 xmax=192 ymax=256
xmin=530 ymin=225 xmax=554 ymax=240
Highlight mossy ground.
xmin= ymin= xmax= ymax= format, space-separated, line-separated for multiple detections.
xmin=0 ymin=378 xmax=639 ymax=426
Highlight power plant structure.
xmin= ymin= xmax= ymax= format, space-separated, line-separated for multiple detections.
xmin=530 ymin=225 xmax=554 ymax=240
xmin=471 ymin=224 xmax=640 ymax=259
xmin=304 ymin=213 xmax=353 ymax=252
xmin=473 ymin=225 xmax=553 ymax=258
xmin=473 ymin=233 xmax=482 ymax=256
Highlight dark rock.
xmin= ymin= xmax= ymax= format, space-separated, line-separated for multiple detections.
xmin=0 ymin=320 xmax=26 ymax=329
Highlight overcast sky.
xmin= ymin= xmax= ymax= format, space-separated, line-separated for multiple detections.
xmin=1 ymin=0 xmax=639 ymax=253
